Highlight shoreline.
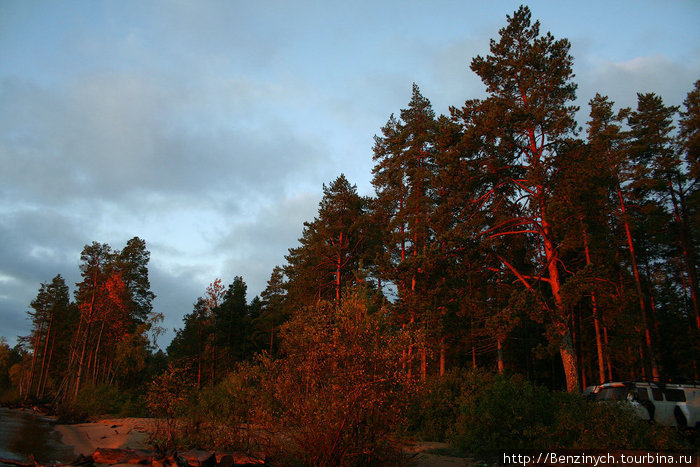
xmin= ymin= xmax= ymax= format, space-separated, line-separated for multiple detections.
xmin=54 ymin=418 xmax=152 ymax=457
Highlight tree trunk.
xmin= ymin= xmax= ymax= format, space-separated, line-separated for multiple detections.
xmin=470 ymin=316 xmax=477 ymax=369
xmin=573 ymin=307 xmax=586 ymax=389
xmin=669 ymin=180 xmax=700 ymax=330
xmin=559 ymin=331 xmax=578 ymax=391
xmin=269 ymin=324 xmax=274 ymax=354
xmin=335 ymin=233 xmax=343 ymax=304
xmin=604 ymin=325 xmax=613 ymax=381
xmin=593 ymin=305 xmax=605 ymax=384
xmin=74 ymin=274 xmax=99 ymax=400
xmin=542 ymin=210 xmax=580 ymax=392
xmin=580 ymin=215 xmax=606 ymax=384
xmin=497 ymin=338 xmax=504 ymax=374
xmin=38 ymin=309 xmax=54 ymax=398
xmin=28 ymin=317 xmax=44 ymax=398
xmin=617 ymin=182 xmax=659 ymax=380
xmin=439 ymin=337 xmax=445 ymax=377
xmin=74 ymin=323 xmax=91 ymax=400
xmin=40 ymin=329 xmax=56 ymax=398
xmin=92 ymin=320 xmax=106 ymax=385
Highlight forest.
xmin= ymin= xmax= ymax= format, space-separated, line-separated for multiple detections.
xmin=1 ymin=5 xmax=699 ymax=462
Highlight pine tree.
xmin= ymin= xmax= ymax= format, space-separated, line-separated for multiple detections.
xmin=285 ymin=175 xmax=369 ymax=308
xmin=115 ymin=237 xmax=156 ymax=325
xmin=168 ymin=298 xmax=210 ymax=387
xmin=371 ymin=85 xmax=439 ymax=379
xmin=69 ymin=242 xmax=113 ymax=399
xmin=465 ymin=6 xmax=580 ymax=390
xmin=214 ymin=276 xmax=249 ymax=362
xmin=24 ymin=274 xmax=72 ymax=399
xmin=60 ymin=239 xmax=156 ymax=399
xmin=254 ymin=266 xmax=288 ymax=354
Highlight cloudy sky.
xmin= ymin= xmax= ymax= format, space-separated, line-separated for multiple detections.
xmin=1 ymin=0 xmax=699 ymax=348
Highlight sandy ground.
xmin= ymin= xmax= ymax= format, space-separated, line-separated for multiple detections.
xmin=55 ymin=418 xmax=152 ymax=457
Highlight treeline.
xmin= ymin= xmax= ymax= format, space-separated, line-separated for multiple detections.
xmin=169 ymin=6 xmax=699 ymax=393
xmin=2 ymin=6 xmax=698 ymax=413
xmin=0 ymin=237 xmax=164 ymax=407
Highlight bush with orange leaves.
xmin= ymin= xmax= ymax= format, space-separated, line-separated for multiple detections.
xmin=247 ymin=290 xmax=419 ymax=466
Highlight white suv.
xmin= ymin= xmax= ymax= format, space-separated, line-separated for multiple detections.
xmin=587 ymin=381 xmax=700 ymax=429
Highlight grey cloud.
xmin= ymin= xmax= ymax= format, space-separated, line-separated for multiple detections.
xmin=216 ymin=192 xmax=321 ymax=295
xmin=0 ymin=209 xmax=85 ymax=346
xmin=577 ymin=54 xmax=700 ymax=113
xmin=143 ymin=191 xmax=323 ymax=346
xmin=147 ymin=264 xmax=204 ymax=348
xmin=0 ymin=209 xmax=84 ymax=285
xmin=0 ymin=72 xmax=325 ymax=209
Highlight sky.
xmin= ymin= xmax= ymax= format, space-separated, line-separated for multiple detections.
xmin=1 ymin=0 xmax=699 ymax=348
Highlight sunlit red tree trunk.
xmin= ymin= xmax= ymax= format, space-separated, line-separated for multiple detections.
xmin=580 ymin=217 xmax=606 ymax=384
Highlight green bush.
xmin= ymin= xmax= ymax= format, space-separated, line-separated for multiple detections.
xmin=0 ymin=387 xmax=21 ymax=405
xmin=73 ymin=384 xmax=125 ymax=417
xmin=449 ymin=374 xmax=555 ymax=452
xmin=409 ymin=370 xmax=690 ymax=454
xmin=117 ymin=393 xmax=148 ymax=417
xmin=407 ymin=368 xmax=493 ymax=441
xmin=549 ymin=392 xmax=689 ymax=451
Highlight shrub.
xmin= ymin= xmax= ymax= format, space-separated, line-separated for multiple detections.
xmin=72 ymin=384 xmax=125 ymax=417
xmin=407 ymin=367 xmax=493 ymax=441
xmin=247 ymin=293 xmax=418 ymax=466
xmin=549 ymin=392 xmax=689 ymax=451
xmin=449 ymin=374 xmax=555 ymax=453
xmin=0 ymin=387 xmax=21 ymax=406
xmin=146 ymin=362 xmax=196 ymax=449
xmin=178 ymin=371 xmax=259 ymax=450
xmin=118 ymin=393 xmax=148 ymax=417
xmin=440 ymin=372 xmax=690 ymax=455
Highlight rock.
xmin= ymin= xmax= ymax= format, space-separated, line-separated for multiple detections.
xmin=151 ymin=456 xmax=180 ymax=467
xmin=214 ymin=452 xmax=265 ymax=466
xmin=214 ymin=454 xmax=232 ymax=467
xmin=92 ymin=448 xmax=155 ymax=465
xmin=177 ymin=451 xmax=215 ymax=467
